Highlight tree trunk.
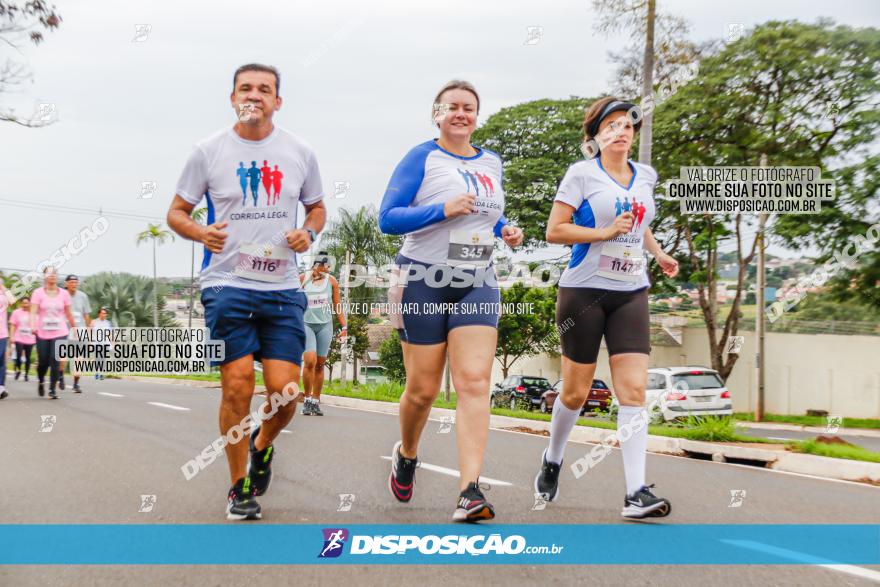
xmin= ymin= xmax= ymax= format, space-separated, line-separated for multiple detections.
xmin=353 ymin=354 xmax=359 ymax=387
xmin=152 ymin=239 xmax=159 ymax=327
xmin=638 ymin=0 xmax=656 ymax=164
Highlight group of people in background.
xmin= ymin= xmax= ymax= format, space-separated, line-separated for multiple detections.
xmin=0 ymin=270 xmax=113 ymax=401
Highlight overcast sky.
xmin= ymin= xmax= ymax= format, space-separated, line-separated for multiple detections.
xmin=1 ymin=0 xmax=878 ymax=279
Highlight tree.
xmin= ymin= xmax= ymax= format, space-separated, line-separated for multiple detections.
xmin=652 ymin=20 xmax=880 ymax=379
xmin=378 ymin=330 xmax=405 ymax=384
xmin=136 ymin=223 xmax=175 ymax=327
xmin=345 ymin=313 xmax=369 ymax=386
xmin=472 ymin=97 xmax=592 ymax=248
xmin=592 ymin=0 xmax=660 ymax=163
xmin=495 ymin=283 xmax=557 ymax=378
xmin=1 ymin=0 xmax=62 ymax=127
xmin=188 ymin=207 xmax=207 ymax=327
xmin=81 ymin=272 xmax=177 ymax=327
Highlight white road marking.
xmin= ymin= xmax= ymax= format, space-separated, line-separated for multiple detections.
xmin=97 ymin=392 xmax=124 ymax=398
xmin=380 ymin=456 xmax=512 ymax=487
xmin=147 ymin=402 xmax=190 ymax=412
xmin=723 ymin=540 xmax=880 ymax=583
xmin=281 ymin=430 xmax=293 ymax=434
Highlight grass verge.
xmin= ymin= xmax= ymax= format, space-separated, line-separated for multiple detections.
xmin=734 ymin=412 xmax=880 ymax=430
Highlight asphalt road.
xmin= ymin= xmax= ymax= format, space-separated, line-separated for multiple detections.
xmin=1 ymin=377 xmax=878 ymax=586
xmin=735 ymin=425 xmax=880 ymax=452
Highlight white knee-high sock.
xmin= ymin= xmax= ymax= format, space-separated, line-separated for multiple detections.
xmin=617 ymin=405 xmax=648 ymax=495
xmin=546 ymin=398 xmax=581 ymax=464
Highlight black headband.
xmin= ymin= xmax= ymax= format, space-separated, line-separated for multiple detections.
xmin=588 ymin=100 xmax=640 ymax=138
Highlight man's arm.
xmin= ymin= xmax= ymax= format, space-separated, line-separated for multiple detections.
xmin=167 ymin=195 xmax=228 ymax=253
xmin=286 ymin=200 xmax=326 ymax=253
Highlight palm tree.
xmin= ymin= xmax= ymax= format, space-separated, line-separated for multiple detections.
xmin=82 ymin=272 xmax=179 ymax=327
xmin=188 ymin=208 xmax=208 ymax=327
xmin=136 ymin=223 xmax=175 ymax=327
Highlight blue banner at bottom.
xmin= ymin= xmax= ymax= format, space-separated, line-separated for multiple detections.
xmin=1 ymin=524 xmax=878 ymax=565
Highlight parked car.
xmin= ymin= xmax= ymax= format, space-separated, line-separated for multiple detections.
xmin=611 ymin=366 xmax=732 ymax=422
xmin=491 ymin=375 xmax=555 ymax=411
xmin=545 ymin=379 xmax=613 ymax=414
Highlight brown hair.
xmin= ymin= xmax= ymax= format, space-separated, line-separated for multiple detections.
xmin=582 ymin=96 xmax=642 ymax=151
xmin=433 ymin=80 xmax=480 ymax=121
xmin=233 ymin=63 xmax=281 ymax=96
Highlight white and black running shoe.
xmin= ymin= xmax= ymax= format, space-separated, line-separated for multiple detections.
xmin=621 ymin=484 xmax=671 ymax=519
xmin=534 ymin=449 xmax=561 ymax=502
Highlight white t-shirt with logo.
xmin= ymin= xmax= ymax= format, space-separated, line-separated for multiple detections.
xmin=175 ymin=126 xmax=324 ymax=291
xmin=555 ymin=157 xmax=657 ymax=291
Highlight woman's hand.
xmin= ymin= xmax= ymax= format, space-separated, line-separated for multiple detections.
xmin=443 ymin=194 xmax=476 ymax=218
xmin=604 ymin=212 xmax=634 ymax=240
xmin=656 ymin=251 xmax=679 ymax=278
xmin=501 ymin=225 xmax=524 ymax=248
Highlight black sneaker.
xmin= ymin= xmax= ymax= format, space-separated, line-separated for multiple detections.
xmin=38 ymin=382 xmax=45 ymax=397
xmin=388 ymin=440 xmax=418 ymax=502
xmin=453 ymin=481 xmax=495 ymax=522
xmin=312 ymin=401 xmax=323 ymax=416
xmin=14 ymin=371 xmax=20 ymax=381
xmin=226 ymin=477 xmax=261 ymax=521
xmin=49 ymin=390 xmax=58 ymax=400
xmin=73 ymin=384 xmax=82 ymax=394
xmin=59 ymin=377 xmax=65 ymax=391
xmin=534 ymin=449 xmax=561 ymax=502
xmin=301 ymin=399 xmax=313 ymax=415
xmin=0 ymin=390 xmax=8 ymax=400
xmin=622 ymin=484 xmax=671 ymax=519
xmin=24 ymin=373 xmax=29 ymax=382
xmin=247 ymin=427 xmax=274 ymax=497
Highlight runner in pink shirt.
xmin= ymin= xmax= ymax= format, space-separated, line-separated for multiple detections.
xmin=30 ymin=267 xmax=75 ymax=399
xmin=10 ymin=297 xmax=37 ymax=386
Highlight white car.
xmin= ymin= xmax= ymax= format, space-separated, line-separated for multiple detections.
xmin=613 ymin=366 xmax=733 ymax=422
xmin=650 ymin=366 xmax=732 ymax=421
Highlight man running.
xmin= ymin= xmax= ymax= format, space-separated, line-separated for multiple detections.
xmin=299 ymin=251 xmax=346 ymax=416
xmin=63 ymin=275 xmax=91 ymax=393
xmin=167 ymin=63 xmax=326 ymax=521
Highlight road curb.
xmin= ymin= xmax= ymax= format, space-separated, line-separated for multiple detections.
xmin=737 ymin=420 xmax=880 ymax=439
xmin=120 ymin=379 xmax=880 ymax=485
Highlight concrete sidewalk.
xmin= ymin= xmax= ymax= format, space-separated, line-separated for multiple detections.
xmin=737 ymin=420 xmax=880 ymax=439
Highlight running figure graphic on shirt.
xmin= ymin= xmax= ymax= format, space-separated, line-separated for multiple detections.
xmin=236 ymin=163 xmax=248 ymax=205
xmin=261 ymin=160 xmax=273 ymax=205
xmin=457 ymin=168 xmax=480 ymax=196
xmin=474 ymin=172 xmax=496 ymax=197
xmin=270 ymin=165 xmax=283 ymax=205
xmin=247 ymin=161 xmax=261 ymax=206
xmin=614 ymin=197 xmax=623 ymax=216
xmin=622 ymin=197 xmax=631 ymax=213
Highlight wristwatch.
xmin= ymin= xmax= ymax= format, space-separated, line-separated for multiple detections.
xmin=305 ymin=228 xmax=317 ymax=243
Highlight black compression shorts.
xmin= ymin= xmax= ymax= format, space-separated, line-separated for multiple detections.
xmin=556 ymin=286 xmax=651 ymax=364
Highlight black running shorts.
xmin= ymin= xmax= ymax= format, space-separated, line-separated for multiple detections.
xmin=556 ymin=286 xmax=650 ymax=364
